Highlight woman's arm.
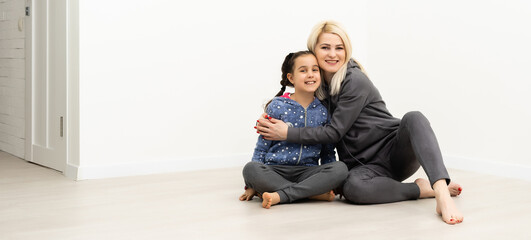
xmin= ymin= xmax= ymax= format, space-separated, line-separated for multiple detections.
xmin=288 ymin=78 xmax=367 ymax=144
xmin=259 ymin=72 xmax=370 ymax=144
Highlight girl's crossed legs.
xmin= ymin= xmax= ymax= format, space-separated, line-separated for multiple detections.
xmin=242 ymin=161 xmax=348 ymax=208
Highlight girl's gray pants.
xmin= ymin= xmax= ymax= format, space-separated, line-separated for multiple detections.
xmin=242 ymin=161 xmax=348 ymax=204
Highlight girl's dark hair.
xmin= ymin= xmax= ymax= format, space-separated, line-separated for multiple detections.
xmin=264 ymin=51 xmax=314 ymax=110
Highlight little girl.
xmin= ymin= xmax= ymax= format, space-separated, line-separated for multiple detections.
xmin=239 ymin=51 xmax=348 ymax=209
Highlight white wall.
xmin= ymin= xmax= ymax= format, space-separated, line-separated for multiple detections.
xmin=76 ymin=0 xmax=368 ymax=179
xmin=0 ymin=0 xmax=25 ymax=158
xmin=366 ymin=1 xmax=531 ymax=179
xmin=76 ymin=0 xmax=530 ymax=180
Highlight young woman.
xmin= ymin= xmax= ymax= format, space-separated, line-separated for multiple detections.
xmin=256 ymin=21 xmax=464 ymax=224
xmin=240 ymin=51 xmax=348 ymax=209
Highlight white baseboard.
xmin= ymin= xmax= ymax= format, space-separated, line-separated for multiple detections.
xmin=67 ymin=153 xmax=251 ymax=180
xmin=64 ymin=162 xmax=80 ymax=180
xmin=444 ymin=155 xmax=531 ymax=181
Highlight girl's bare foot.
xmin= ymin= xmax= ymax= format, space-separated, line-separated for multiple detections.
xmin=262 ymin=192 xmax=281 ymax=209
xmin=415 ymin=178 xmax=463 ymax=198
xmin=239 ymin=188 xmax=257 ymax=201
xmin=433 ymin=180 xmax=464 ymax=224
xmin=309 ymin=190 xmax=336 ymax=201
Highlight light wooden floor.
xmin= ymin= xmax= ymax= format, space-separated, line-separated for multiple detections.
xmin=1 ymin=151 xmax=531 ymax=240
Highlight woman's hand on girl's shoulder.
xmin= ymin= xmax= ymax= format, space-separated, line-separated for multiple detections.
xmin=255 ymin=113 xmax=288 ymax=141
xmin=255 ymin=113 xmax=272 ymax=134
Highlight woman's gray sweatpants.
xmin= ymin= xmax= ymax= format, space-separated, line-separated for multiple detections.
xmin=242 ymin=161 xmax=348 ymax=204
xmin=342 ymin=111 xmax=451 ymax=204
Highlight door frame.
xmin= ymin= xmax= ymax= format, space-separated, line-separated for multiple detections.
xmin=24 ymin=0 xmax=32 ymax=164
xmin=24 ymin=0 xmax=79 ymax=179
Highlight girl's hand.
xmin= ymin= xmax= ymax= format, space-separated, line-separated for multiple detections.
xmin=239 ymin=188 xmax=257 ymax=201
xmin=256 ymin=114 xmax=288 ymax=141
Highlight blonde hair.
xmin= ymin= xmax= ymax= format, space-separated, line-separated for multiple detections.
xmin=307 ymin=20 xmax=367 ymax=99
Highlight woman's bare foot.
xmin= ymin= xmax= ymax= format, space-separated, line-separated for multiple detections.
xmin=448 ymin=182 xmax=462 ymax=197
xmin=262 ymin=192 xmax=281 ymax=209
xmin=415 ymin=178 xmax=463 ymax=198
xmin=433 ymin=180 xmax=464 ymax=224
xmin=309 ymin=190 xmax=336 ymax=201
xmin=415 ymin=178 xmax=435 ymax=198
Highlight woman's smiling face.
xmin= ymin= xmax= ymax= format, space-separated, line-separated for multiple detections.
xmin=314 ymin=33 xmax=346 ymax=80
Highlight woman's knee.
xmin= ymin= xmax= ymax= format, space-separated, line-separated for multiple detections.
xmin=342 ymin=175 xmax=371 ymax=204
xmin=403 ymin=111 xmax=430 ymax=126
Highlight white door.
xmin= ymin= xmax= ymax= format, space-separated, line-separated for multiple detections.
xmin=29 ymin=0 xmax=67 ymax=172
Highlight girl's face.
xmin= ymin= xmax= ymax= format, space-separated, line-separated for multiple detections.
xmin=287 ymin=55 xmax=321 ymax=95
xmin=314 ymin=33 xmax=346 ymax=79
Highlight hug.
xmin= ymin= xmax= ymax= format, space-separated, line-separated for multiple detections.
xmin=240 ymin=20 xmax=463 ymax=225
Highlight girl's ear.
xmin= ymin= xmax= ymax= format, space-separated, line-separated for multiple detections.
xmin=287 ymin=73 xmax=294 ymax=85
